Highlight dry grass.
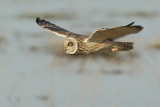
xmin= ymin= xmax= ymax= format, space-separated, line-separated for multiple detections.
xmin=29 ymin=43 xmax=138 ymax=63
xmin=150 ymin=40 xmax=160 ymax=50
xmin=107 ymin=11 xmax=159 ymax=18
xmin=0 ymin=52 xmax=17 ymax=71
xmin=0 ymin=35 xmax=7 ymax=45
xmin=0 ymin=35 xmax=7 ymax=52
xmin=28 ymin=37 xmax=140 ymax=64
xmin=126 ymin=11 xmax=159 ymax=18
xmin=17 ymin=12 xmax=76 ymax=20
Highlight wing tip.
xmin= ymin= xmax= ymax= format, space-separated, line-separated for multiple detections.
xmin=36 ymin=17 xmax=49 ymax=27
xmin=36 ymin=17 xmax=41 ymax=24
xmin=127 ymin=21 xmax=144 ymax=31
xmin=139 ymin=26 xmax=143 ymax=30
xmin=126 ymin=22 xmax=135 ymax=26
xmin=134 ymin=25 xmax=144 ymax=32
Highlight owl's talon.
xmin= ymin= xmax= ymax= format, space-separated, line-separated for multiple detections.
xmin=111 ymin=48 xmax=119 ymax=52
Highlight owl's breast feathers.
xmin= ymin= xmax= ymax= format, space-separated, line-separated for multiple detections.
xmin=74 ymin=36 xmax=108 ymax=54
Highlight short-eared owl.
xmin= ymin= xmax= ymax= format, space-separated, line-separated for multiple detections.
xmin=36 ymin=17 xmax=143 ymax=54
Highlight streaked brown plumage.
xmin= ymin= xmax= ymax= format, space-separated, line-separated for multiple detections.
xmin=36 ymin=17 xmax=143 ymax=55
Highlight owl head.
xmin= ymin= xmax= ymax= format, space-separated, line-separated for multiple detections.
xmin=64 ymin=37 xmax=78 ymax=54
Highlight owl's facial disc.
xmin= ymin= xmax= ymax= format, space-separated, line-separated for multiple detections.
xmin=64 ymin=37 xmax=78 ymax=54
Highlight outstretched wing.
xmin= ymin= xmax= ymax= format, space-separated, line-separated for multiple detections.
xmin=36 ymin=17 xmax=74 ymax=37
xmin=86 ymin=22 xmax=143 ymax=42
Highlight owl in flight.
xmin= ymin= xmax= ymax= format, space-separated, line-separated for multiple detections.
xmin=36 ymin=17 xmax=143 ymax=55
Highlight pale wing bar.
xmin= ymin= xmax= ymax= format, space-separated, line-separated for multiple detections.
xmin=86 ymin=22 xmax=143 ymax=42
xmin=36 ymin=17 xmax=73 ymax=37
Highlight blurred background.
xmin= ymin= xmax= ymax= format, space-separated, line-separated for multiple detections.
xmin=0 ymin=0 xmax=160 ymax=107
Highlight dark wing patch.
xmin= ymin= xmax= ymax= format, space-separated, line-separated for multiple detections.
xmin=86 ymin=22 xmax=143 ymax=42
xmin=36 ymin=17 xmax=74 ymax=37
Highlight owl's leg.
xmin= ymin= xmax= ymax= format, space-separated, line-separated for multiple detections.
xmin=104 ymin=45 xmax=119 ymax=52
xmin=111 ymin=47 xmax=119 ymax=52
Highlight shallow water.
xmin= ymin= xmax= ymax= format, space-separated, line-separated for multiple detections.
xmin=0 ymin=0 xmax=160 ymax=107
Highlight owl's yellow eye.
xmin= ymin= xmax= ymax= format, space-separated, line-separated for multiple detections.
xmin=68 ymin=42 xmax=73 ymax=46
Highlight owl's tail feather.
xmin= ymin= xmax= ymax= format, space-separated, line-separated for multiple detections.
xmin=107 ymin=41 xmax=134 ymax=52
